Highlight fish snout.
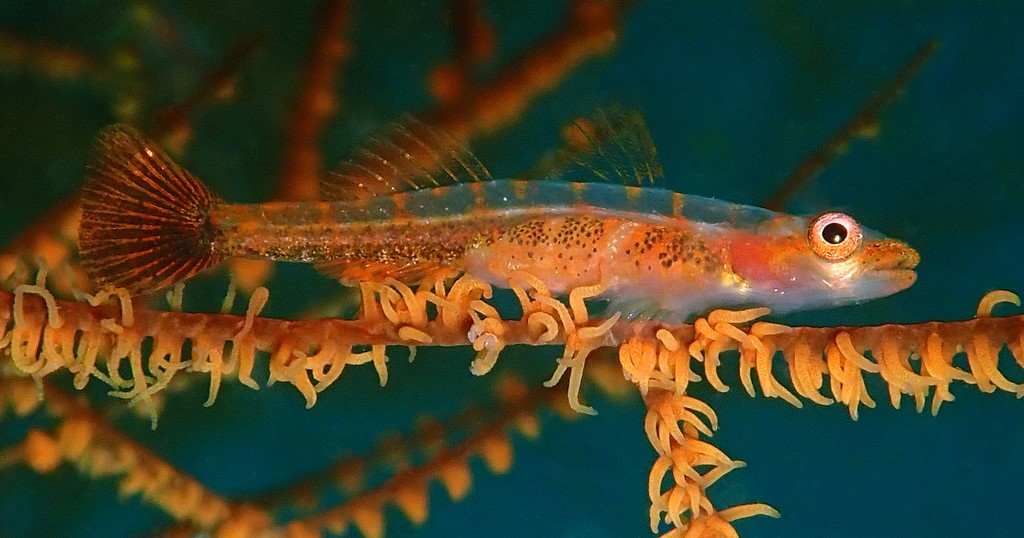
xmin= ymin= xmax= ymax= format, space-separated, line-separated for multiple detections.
xmin=864 ymin=239 xmax=920 ymax=271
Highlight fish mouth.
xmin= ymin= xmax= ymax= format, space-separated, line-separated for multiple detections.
xmin=875 ymin=268 xmax=918 ymax=292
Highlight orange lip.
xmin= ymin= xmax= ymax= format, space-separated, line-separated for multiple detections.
xmin=879 ymin=269 xmax=918 ymax=292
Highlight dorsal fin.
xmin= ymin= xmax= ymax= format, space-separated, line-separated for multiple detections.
xmin=320 ymin=116 xmax=492 ymax=201
xmin=525 ymin=106 xmax=664 ymax=185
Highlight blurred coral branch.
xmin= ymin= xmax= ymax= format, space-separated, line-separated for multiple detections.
xmin=763 ymin=39 xmax=940 ymax=211
xmin=278 ymin=0 xmax=353 ymax=202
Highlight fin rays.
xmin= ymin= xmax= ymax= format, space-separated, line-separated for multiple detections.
xmin=79 ymin=125 xmax=223 ymax=294
xmin=321 ymin=116 xmax=492 ymax=201
xmin=322 ymin=107 xmax=660 ymax=202
xmin=529 ymin=106 xmax=664 ymax=186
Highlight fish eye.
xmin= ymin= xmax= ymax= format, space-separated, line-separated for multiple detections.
xmin=821 ymin=222 xmax=847 ymax=244
xmin=808 ymin=212 xmax=862 ymax=261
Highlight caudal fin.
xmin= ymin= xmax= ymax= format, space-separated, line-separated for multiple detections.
xmin=79 ymin=125 xmax=223 ymax=294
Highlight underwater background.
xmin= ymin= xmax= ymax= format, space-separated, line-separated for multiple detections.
xmin=1 ymin=1 xmax=1024 ymax=537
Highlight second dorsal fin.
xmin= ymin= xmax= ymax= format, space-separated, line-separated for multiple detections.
xmin=525 ymin=106 xmax=664 ymax=186
xmin=320 ymin=116 xmax=492 ymax=201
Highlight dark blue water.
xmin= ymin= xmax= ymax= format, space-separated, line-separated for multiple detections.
xmin=1 ymin=2 xmax=1023 ymax=537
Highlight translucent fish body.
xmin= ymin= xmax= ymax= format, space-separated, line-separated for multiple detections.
xmin=207 ymin=180 xmax=919 ymax=320
xmin=79 ymin=125 xmax=918 ymax=320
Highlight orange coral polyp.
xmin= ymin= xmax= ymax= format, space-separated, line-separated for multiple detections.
xmin=3 ymin=278 xmax=1024 ymax=536
xmin=4 ymin=281 xmax=1024 ymax=419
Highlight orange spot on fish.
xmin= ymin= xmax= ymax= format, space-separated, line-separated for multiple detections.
xmin=512 ymin=181 xmax=528 ymax=200
xmin=391 ymin=194 xmax=408 ymax=218
xmin=468 ymin=181 xmax=485 ymax=207
xmin=672 ymin=192 xmax=683 ymax=217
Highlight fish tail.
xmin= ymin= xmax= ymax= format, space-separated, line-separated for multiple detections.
xmin=78 ymin=125 xmax=223 ymax=294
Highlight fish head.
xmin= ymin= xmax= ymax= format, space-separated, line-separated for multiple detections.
xmin=728 ymin=212 xmax=919 ymax=312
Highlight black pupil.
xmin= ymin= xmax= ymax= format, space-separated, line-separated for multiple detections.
xmin=822 ymin=222 xmax=847 ymax=245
